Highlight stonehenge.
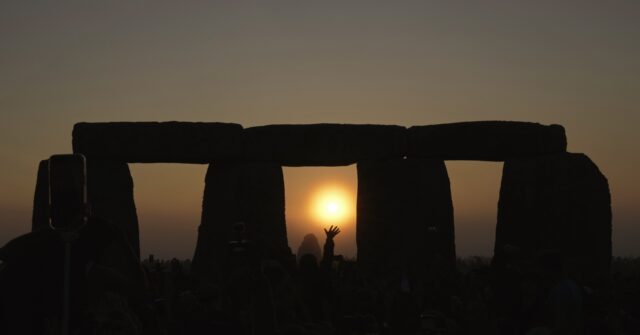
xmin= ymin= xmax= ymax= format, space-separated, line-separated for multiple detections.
xmin=357 ymin=158 xmax=455 ymax=282
xmin=72 ymin=121 xmax=567 ymax=163
xmin=192 ymin=162 xmax=288 ymax=277
xmin=31 ymin=120 xmax=611 ymax=290
xmin=408 ymin=121 xmax=567 ymax=161
xmin=31 ymin=160 xmax=50 ymax=231
xmin=31 ymin=156 xmax=140 ymax=255
xmin=244 ymin=124 xmax=407 ymax=166
xmin=496 ymin=152 xmax=612 ymax=290
xmin=84 ymin=159 xmax=140 ymax=256
xmin=72 ymin=122 xmax=244 ymax=163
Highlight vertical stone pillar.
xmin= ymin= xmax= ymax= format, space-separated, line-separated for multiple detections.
xmin=32 ymin=160 xmax=50 ymax=231
xmin=240 ymin=163 xmax=288 ymax=259
xmin=496 ymin=153 xmax=611 ymax=290
xmin=192 ymin=162 xmax=288 ymax=277
xmin=86 ymin=159 xmax=140 ymax=258
xmin=192 ymin=162 xmax=242 ymax=277
xmin=356 ymin=158 xmax=455 ymax=282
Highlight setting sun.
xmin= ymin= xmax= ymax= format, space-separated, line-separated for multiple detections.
xmin=310 ymin=185 xmax=354 ymax=225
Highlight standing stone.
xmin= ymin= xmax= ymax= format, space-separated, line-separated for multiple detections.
xmin=192 ymin=162 xmax=288 ymax=277
xmin=356 ymin=158 xmax=455 ymax=284
xmin=496 ymin=153 xmax=611 ymax=290
xmin=32 ymin=160 xmax=50 ymax=231
xmin=192 ymin=163 xmax=241 ymax=278
xmin=240 ymin=163 xmax=288 ymax=258
xmin=86 ymin=159 xmax=140 ymax=258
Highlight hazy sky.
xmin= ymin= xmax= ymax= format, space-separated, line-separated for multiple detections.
xmin=1 ymin=1 xmax=638 ymax=259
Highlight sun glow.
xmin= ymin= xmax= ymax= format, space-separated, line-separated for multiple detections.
xmin=310 ymin=185 xmax=354 ymax=225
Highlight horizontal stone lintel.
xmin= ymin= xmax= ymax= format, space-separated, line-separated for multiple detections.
xmin=72 ymin=121 xmax=567 ymax=164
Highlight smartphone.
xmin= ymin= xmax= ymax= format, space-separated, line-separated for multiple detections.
xmin=48 ymin=154 xmax=88 ymax=231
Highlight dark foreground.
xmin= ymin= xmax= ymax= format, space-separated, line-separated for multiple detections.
xmin=1 ymin=235 xmax=638 ymax=335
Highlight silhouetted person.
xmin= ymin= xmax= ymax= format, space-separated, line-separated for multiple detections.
xmin=296 ymin=225 xmax=340 ymax=325
xmin=0 ymin=216 xmax=149 ymax=334
xmin=321 ymin=225 xmax=340 ymax=269
xmin=297 ymin=233 xmax=322 ymax=263
xmin=0 ymin=227 xmax=62 ymax=334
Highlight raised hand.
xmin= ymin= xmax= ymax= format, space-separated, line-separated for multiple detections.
xmin=324 ymin=225 xmax=341 ymax=239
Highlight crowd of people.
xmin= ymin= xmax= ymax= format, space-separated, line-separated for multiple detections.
xmin=0 ymin=216 xmax=638 ymax=334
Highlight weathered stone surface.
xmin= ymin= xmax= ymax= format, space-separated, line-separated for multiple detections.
xmin=244 ymin=124 xmax=407 ymax=166
xmin=408 ymin=121 xmax=566 ymax=161
xmin=73 ymin=122 xmax=244 ymax=163
xmin=356 ymin=158 xmax=455 ymax=281
xmin=191 ymin=162 xmax=289 ymax=277
xmin=86 ymin=159 xmax=140 ymax=257
xmin=31 ymin=160 xmax=50 ymax=231
xmin=496 ymin=153 xmax=611 ymax=290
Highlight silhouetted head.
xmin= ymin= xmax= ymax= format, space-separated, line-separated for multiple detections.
xmin=297 ymin=233 xmax=321 ymax=262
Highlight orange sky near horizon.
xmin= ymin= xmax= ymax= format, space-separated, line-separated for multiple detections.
xmin=0 ymin=1 xmax=638 ymax=258
xmin=127 ymin=163 xmax=502 ymax=260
